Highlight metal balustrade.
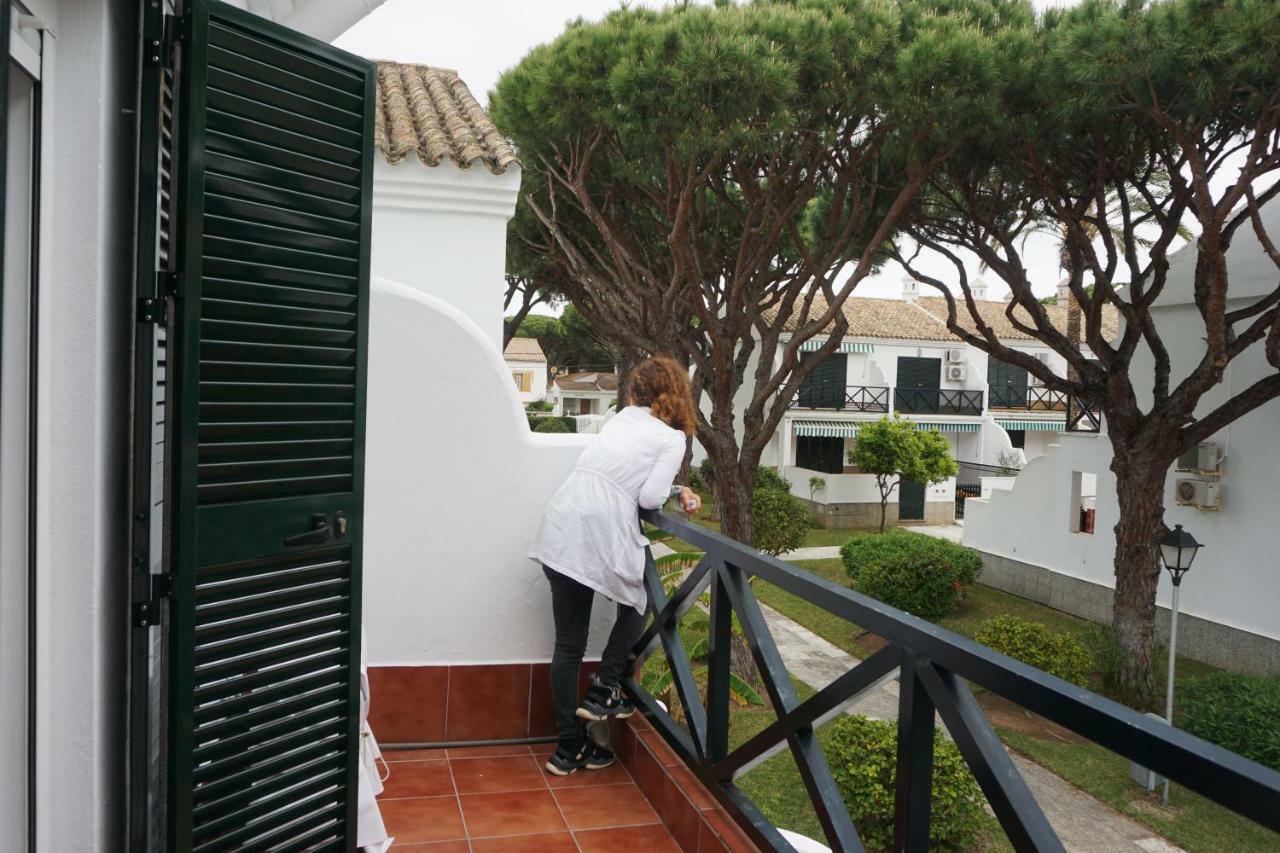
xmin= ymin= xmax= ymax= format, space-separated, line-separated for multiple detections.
xmin=791 ymin=381 xmax=891 ymax=413
xmin=1067 ymin=397 xmax=1102 ymax=432
xmin=626 ymin=508 xmax=1280 ymax=853
xmin=988 ymin=385 xmax=1069 ymax=411
xmin=893 ymin=387 xmax=984 ymax=416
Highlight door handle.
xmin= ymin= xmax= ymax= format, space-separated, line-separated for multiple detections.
xmin=283 ymin=513 xmax=331 ymax=548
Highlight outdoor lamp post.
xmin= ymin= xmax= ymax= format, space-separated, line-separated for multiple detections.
xmin=1156 ymin=523 xmax=1203 ymax=806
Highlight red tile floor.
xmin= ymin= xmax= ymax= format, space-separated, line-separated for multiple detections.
xmin=378 ymin=742 xmax=684 ymax=851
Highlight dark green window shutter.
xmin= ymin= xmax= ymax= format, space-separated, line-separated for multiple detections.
xmin=895 ymin=356 xmax=941 ymax=413
xmin=987 ymin=358 xmax=1028 ymax=408
xmin=797 ymin=352 xmax=847 ymax=408
xmin=166 ymin=2 xmax=374 ymax=849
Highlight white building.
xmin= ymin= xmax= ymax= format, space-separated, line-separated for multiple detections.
xmin=963 ymin=206 xmax=1280 ymax=676
xmin=757 ymin=282 xmax=1116 ymax=527
xmin=553 ymin=370 xmax=618 ymax=416
xmin=504 ymin=336 xmax=549 ymax=405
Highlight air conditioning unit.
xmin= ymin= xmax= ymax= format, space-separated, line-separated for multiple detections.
xmin=1176 ymin=441 xmax=1222 ymax=473
xmin=947 ymin=349 xmax=965 ymax=364
xmin=1175 ymin=478 xmax=1220 ymax=510
xmin=1197 ymin=442 xmax=1222 ymax=473
xmin=947 ymin=364 xmax=967 ymax=381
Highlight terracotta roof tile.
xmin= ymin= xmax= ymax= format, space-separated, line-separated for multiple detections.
xmin=915 ymin=297 xmax=1121 ymax=342
xmin=504 ymin=337 xmax=546 ymax=362
xmin=555 ymin=372 xmax=618 ymax=393
xmin=374 ymin=62 xmax=518 ymax=174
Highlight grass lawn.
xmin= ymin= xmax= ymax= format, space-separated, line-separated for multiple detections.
xmin=999 ymin=729 xmax=1280 ymax=853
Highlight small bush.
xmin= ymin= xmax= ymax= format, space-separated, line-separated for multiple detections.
xmin=1180 ymin=672 xmax=1280 ymax=771
xmin=530 ymin=416 xmax=574 ymax=433
xmin=755 ymin=465 xmax=790 ymax=493
xmin=827 ymin=715 xmax=985 ymax=851
xmin=975 ymin=616 xmax=1091 ymax=686
xmin=525 ymin=399 xmax=554 ymax=412
xmin=751 ymin=487 xmax=809 ymax=557
xmin=839 ymin=531 xmax=981 ymax=619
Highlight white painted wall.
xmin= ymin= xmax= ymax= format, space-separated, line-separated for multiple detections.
xmin=965 ymin=205 xmax=1280 ymax=644
xmin=508 ymin=360 xmax=549 ymax=405
xmin=784 ymin=466 xmax=955 ymax=505
xmin=28 ymin=0 xmax=134 ymax=847
xmin=371 ymin=159 xmax=521 ymax=349
xmin=364 ymin=278 xmax=617 ymax=664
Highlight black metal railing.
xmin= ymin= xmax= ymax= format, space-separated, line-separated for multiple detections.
xmin=1067 ymin=397 xmax=1102 ymax=432
xmin=954 ymin=461 xmax=1021 ymax=520
xmin=894 ymin=387 xmax=984 ymax=416
xmin=627 ymin=509 xmax=1280 ymax=853
xmin=988 ymin=385 xmax=1069 ymax=411
xmin=791 ymin=381 xmax=891 ymax=413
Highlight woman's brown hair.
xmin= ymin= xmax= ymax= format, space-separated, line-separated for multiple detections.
xmin=628 ymin=356 xmax=697 ymax=436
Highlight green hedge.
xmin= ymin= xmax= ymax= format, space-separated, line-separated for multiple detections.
xmin=528 ymin=415 xmax=577 ymax=433
xmin=840 ymin=531 xmax=981 ymax=620
xmin=827 ymin=715 xmax=985 ymax=850
xmin=1180 ymin=672 xmax=1280 ymax=771
xmin=974 ymin=616 xmax=1091 ymax=686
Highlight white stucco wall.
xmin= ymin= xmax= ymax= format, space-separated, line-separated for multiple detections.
xmin=371 ymin=159 xmax=521 ymax=349
xmin=507 ymin=360 xmax=549 ymax=405
xmin=364 ymin=277 xmax=617 ymax=664
xmin=965 ymin=206 xmax=1280 ymax=644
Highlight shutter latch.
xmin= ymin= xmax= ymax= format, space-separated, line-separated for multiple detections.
xmin=137 ymin=296 xmax=165 ymax=325
xmin=133 ymin=574 xmax=174 ymax=628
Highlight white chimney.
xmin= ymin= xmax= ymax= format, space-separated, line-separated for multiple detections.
xmin=1056 ymin=279 xmax=1072 ymax=304
xmin=901 ymin=276 xmax=920 ymax=302
xmin=970 ymin=277 xmax=989 ymax=301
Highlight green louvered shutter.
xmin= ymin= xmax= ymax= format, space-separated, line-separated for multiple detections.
xmin=797 ymin=352 xmax=847 ymax=409
xmin=167 ymin=2 xmax=374 ymax=849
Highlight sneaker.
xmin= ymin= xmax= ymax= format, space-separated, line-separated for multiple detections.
xmin=544 ymin=739 xmax=616 ymax=776
xmin=575 ymin=676 xmax=636 ymax=722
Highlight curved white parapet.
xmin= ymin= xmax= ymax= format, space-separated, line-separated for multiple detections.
xmin=363 ymin=276 xmax=616 ymax=664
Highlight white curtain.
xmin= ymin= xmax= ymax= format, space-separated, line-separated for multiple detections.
xmin=357 ymin=629 xmax=393 ymax=851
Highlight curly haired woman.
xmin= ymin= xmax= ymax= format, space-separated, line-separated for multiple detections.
xmin=528 ymin=356 xmax=701 ymax=775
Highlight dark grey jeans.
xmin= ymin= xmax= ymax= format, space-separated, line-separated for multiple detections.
xmin=543 ymin=565 xmax=646 ymax=746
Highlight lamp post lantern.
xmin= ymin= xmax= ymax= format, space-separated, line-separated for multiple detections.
xmin=1156 ymin=523 xmax=1203 ymax=806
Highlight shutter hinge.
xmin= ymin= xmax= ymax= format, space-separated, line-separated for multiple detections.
xmin=137 ymin=296 xmax=166 ymax=325
xmin=147 ymin=13 xmax=182 ymax=67
xmin=132 ymin=574 xmax=173 ymax=628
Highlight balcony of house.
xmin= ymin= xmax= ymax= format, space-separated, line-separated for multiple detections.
xmin=893 ymin=386 xmax=985 ymax=416
xmin=788 ymin=379 xmax=891 ymax=413
xmin=987 ymin=384 xmax=1069 ymax=411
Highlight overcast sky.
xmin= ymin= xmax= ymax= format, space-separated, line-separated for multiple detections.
xmin=335 ymin=0 xmax=1100 ymax=307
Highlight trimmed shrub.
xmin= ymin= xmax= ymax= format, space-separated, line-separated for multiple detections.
xmin=827 ymin=715 xmax=985 ymax=851
xmin=530 ymin=416 xmax=575 ymax=433
xmin=840 ymin=531 xmax=981 ymax=619
xmin=751 ymin=487 xmax=809 ymax=557
xmin=975 ymin=616 xmax=1091 ymax=686
xmin=525 ymin=399 xmax=554 ymax=412
xmin=1180 ymin=672 xmax=1280 ymax=771
xmin=755 ymin=465 xmax=790 ymax=494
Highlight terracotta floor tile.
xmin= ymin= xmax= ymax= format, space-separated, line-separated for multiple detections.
xmin=529 ymin=742 xmax=558 ymax=757
xmin=451 ymin=755 xmax=548 ymax=794
xmin=368 ymin=665 xmax=449 ymax=743
xmin=447 ymin=664 xmax=532 ymax=741
xmin=384 ymin=747 xmax=449 ymax=762
xmin=552 ymin=782 xmax=661 ymax=830
xmin=378 ymin=795 xmax=466 ymax=844
xmin=392 ymin=842 xmax=471 ymax=851
xmin=542 ymin=759 xmax=632 ymax=788
xmin=460 ymin=788 xmax=569 ymax=839
xmin=667 ymin=762 xmax=719 ymax=811
xmin=447 ymin=743 xmax=533 ymax=759
xmin=702 ymin=808 xmax=760 ymax=852
xmin=470 ymin=832 xmax=579 ymax=852
xmin=379 ymin=760 xmax=455 ymax=799
xmin=575 ymin=823 xmax=682 ymax=852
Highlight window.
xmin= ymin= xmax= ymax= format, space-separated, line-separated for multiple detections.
xmin=513 ymin=371 xmax=531 ymax=392
xmin=1006 ymin=429 xmax=1025 ymax=449
xmin=796 ymin=352 xmax=847 ymax=409
xmin=1069 ymin=470 xmax=1097 ymax=534
xmin=796 ymin=436 xmax=844 ymax=474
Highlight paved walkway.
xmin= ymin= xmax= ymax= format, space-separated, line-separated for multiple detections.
xmin=777 ymin=523 xmax=965 ymax=563
xmin=759 ymin=602 xmax=1183 ymax=853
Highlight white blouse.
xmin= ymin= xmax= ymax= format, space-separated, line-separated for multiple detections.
xmin=528 ymin=406 xmax=687 ymax=613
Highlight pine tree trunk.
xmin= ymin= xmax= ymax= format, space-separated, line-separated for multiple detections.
xmin=1110 ymin=453 xmax=1170 ymax=708
xmin=714 ymin=458 xmax=756 ymax=546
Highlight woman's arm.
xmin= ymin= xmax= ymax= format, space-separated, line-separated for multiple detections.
xmin=638 ymin=432 xmax=689 ymax=510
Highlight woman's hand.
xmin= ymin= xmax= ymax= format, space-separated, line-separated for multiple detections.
xmin=678 ymin=487 xmax=701 ymax=514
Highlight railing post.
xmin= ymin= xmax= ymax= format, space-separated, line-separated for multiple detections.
xmin=706 ymin=567 xmax=731 ymax=763
xmin=894 ymin=655 xmax=935 ymax=853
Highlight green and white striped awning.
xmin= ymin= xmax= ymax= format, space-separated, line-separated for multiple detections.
xmin=793 ymin=419 xmax=980 ymax=437
xmin=915 ymin=422 xmax=980 ymax=433
xmin=796 ymin=339 xmax=875 ymax=354
xmin=995 ymin=419 xmax=1065 ymax=432
xmin=793 ymin=420 xmax=862 ymax=438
